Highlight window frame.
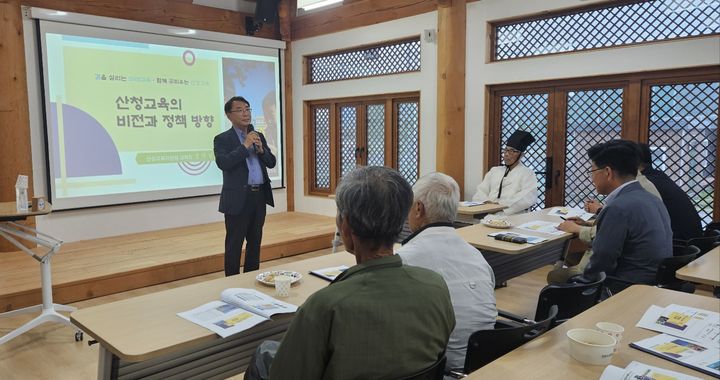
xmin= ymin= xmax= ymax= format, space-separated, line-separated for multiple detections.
xmin=304 ymin=36 xmax=421 ymax=84
xmin=486 ymin=66 xmax=720 ymax=220
xmin=305 ymin=92 xmax=421 ymax=196
xmin=489 ymin=0 xmax=720 ymax=62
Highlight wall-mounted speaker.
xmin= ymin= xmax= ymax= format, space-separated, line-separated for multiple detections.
xmin=255 ymin=0 xmax=279 ymax=24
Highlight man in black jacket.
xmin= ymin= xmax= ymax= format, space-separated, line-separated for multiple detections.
xmin=214 ymin=96 xmax=276 ymax=275
xmin=638 ymin=144 xmax=703 ymax=241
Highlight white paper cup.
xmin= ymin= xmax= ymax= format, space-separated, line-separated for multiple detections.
xmin=274 ymin=275 xmax=292 ymax=298
xmin=567 ymin=328 xmax=616 ymax=365
xmin=595 ymin=322 xmax=624 ymax=352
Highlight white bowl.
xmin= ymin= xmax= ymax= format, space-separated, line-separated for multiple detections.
xmin=566 ymin=328 xmax=616 ymax=365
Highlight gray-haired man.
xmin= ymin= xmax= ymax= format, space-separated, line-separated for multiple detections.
xmin=246 ymin=167 xmax=455 ymax=380
xmin=398 ymin=172 xmax=497 ymax=373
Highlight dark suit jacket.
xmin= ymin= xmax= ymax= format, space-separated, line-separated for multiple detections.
xmin=585 ymin=182 xmax=672 ymax=284
xmin=214 ymin=124 xmax=276 ymax=215
xmin=642 ymin=167 xmax=703 ymax=241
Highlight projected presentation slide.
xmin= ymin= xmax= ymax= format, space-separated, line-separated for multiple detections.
xmin=42 ymin=29 xmax=281 ymax=209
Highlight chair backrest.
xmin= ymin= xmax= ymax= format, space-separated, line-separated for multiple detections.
xmin=656 ymin=253 xmax=697 ymax=288
xmin=673 ymin=244 xmax=701 ymax=258
xmin=399 ymin=355 xmax=447 ymax=380
xmin=704 ymin=222 xmax=720 ymax=234
xmin=534 ymin=272 xmax=606 ymax=324
xmin=686 ymin=235 xmax=720 ymax=256
xmin=463 ymin=305 xmax=558 ymax=373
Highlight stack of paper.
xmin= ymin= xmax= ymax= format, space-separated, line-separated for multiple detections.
xmin=547 ymin=206 xmax=595 ymax=222
xmin=600 ymin=361 xmax=703 ymax=380
xmin=310 ymin=265 xmax=349 ymax=282
xmin=631 ymin=304 xmax=720 ymax=378
xmin=516 ymin=220 xmax=565 ymax=236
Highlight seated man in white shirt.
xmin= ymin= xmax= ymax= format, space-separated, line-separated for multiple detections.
xmin=472 ymin=130 xmax=538 ymax=215
xmin=398 ymin=172 xmax=498 ymax=374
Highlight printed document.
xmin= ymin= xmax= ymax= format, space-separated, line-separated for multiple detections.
xmin=177 ymin=288 xmax=297 ymax=338
xmin=600 ymin=361 xmax=704 ymax=380
xmin=637 ymin=304 xmax=720 ymax=347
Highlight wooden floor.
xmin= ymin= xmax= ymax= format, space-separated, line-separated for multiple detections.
xmin=0 ymin=212 xmax=336 ymax=312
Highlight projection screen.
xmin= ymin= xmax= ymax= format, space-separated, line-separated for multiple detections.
xmin=36 ymin=16 xmax=283 ymax=210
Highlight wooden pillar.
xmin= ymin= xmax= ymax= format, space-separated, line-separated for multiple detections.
xmin=279 ymin=0 xmax=294 ymax=211
xmin=436 ymin=0 xmax=466 ymax=197
xmin=0 ymin=2 xmax=35 ymax=252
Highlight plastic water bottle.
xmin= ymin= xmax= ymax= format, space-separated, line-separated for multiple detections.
xmin=16 ymin=186 xmax=28 ymax=212
xmin=15 ymin=174 xmax=29 ymax=212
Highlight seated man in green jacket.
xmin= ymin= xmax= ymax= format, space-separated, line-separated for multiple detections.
xmin=246 ymin=166 xmax=455 ymax=380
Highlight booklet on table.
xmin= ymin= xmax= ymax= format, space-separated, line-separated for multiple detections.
xmin=177 ymin=288 xmax=297 ymax=338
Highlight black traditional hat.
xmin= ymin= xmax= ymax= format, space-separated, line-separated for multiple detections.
xmin=506 ymin=130 xmax=535 ymax=152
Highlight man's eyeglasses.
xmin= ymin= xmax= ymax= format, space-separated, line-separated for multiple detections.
xmin=503 ymin=148 xmax=521 ymax=154
xmin=588 ymin=167 xmax=606 ymax=174
xmin=230 ymin=108 xmax=252 ymax=114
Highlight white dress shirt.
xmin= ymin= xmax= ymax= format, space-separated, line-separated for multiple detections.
xmin=398 ymin=225 xmax=497 ymax=372
xmin=472 ymin=163 xmax=538 ymax=215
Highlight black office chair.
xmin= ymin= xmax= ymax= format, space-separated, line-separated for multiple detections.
xmin=704 ymin=222 xmax=720 ymax=234
xmin=460 ymin=305 xmax=558 ymax=374
xmin=532 ymin=272 xmax=606 ymax=325
xmin=677 ymin=231 xmax=720 ymax=257
xmin=656 ymin=253 xmax=698 ymax=292
xmin=673 ymin=244 xmax=700 ymax=258
xmin=604 ymin=253 xmax=698 ymax=296
xmin=496 ymin=273 xmax=605 ymax=328
xmin=399 ymin=354 xmax=447 ymax=380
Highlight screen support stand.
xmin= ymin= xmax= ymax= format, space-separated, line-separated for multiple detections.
xmin=0 ymin=221 xmax=80 ymax=345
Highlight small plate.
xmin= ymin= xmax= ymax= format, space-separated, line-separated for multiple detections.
xmin=481 ymin=219 xmax=513 ymax=229
xmin=256 ymin=270 xmax=302 ymax=286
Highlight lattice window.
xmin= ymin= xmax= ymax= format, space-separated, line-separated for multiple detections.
xmin=397 ymin=101 xmax=420 ymax=185
xmin=312 ymin=106 xmax=331 ymax=190
xmin=564 ymin=89 xmax=624 ymax=207
xmin=307 ymin=37 xmax=421 ymax=83
xmin=366 ymin=104 xmax=385 ymax=167
xmin=339 ymin=106 xmax=358 ymax=179
xmin=648 ymin=81 xmax=720 ymax=225
xmin=493 ymin=0 xmax=720 ymax=61
xmin=306 ymin=93 xmax=420 ymax=195
xmin=499 ymin=94 xmax=549 ymax=210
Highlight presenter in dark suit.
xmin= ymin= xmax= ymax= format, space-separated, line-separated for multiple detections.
xmin=214 ymin=96 xmax=276 ymax=275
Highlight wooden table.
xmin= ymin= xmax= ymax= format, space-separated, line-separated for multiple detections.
xmin=0 ymin=201 xmax=80 ymax=345
xmin=71 ymin=252 xmax=356 ymax=379
xmin=456 ymin=209 xmax=572 ymax=285
xmin=0 ymin=201 xmax=53 ymax=221
xmin=676 ymin=246 xmax=720 ymax=287
xmin=467 ymin=286 xmax=720 ymax=379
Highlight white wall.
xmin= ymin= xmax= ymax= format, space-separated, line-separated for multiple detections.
xmin=22 ymin=17 xmax=288 ymax=242
xmin=291 ymin=12 xmax=439 ymax=216
xmin=465 ymin=0 xmax=720 ymax=197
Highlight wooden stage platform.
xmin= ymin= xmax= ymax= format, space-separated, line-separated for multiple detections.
xmin=0 ymin=212 xmax=336 ymax=312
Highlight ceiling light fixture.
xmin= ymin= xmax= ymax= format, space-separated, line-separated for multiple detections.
xmin=299 ymin=0 xmax=343 ymax=11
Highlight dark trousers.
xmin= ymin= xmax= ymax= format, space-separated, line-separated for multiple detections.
xmin=224 ymin=190 xmax=266 ymax=276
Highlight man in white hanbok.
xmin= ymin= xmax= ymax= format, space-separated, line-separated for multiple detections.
xmin=398 ymin=172 xmax=497 ymax=374
xmin=472 ymin=130 xmax=538 ymax=215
